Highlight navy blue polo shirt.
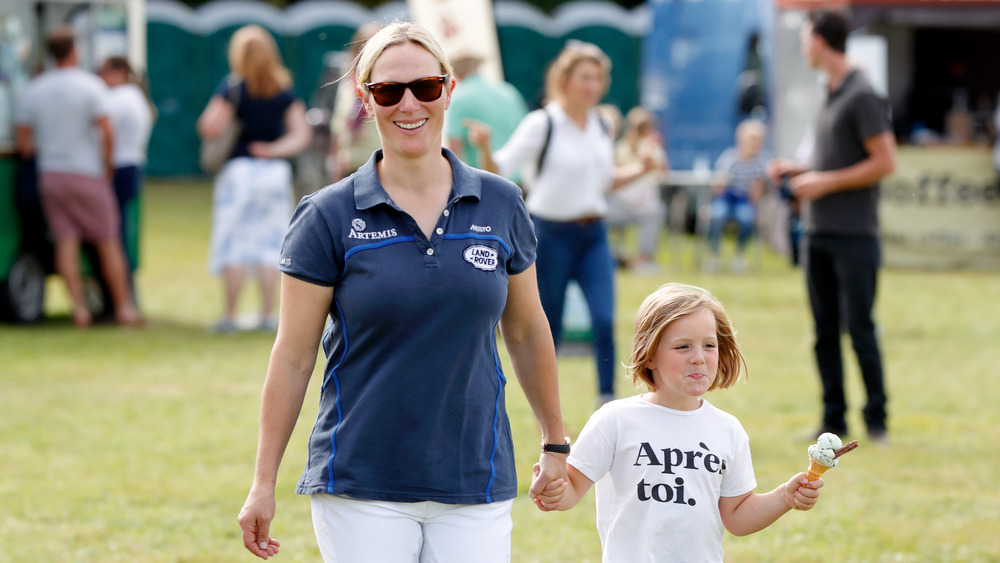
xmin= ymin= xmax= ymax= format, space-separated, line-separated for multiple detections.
xmin=280 ymin=148 xmax=537 ymax=504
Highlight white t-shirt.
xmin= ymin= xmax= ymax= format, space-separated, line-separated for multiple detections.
xmin=493 ymin=103 xmax=614 ymax=221
xmin=15 ymin=67 xmax=109 ymax=176
xmin=106 ymin=83 xmax=152 ymax=167
xmin=568 ymin=396 xmax=757 ymax=563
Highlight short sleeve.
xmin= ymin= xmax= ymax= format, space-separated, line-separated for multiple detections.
xmin=279 ymin=198 xmax=340 ymax=286
xmin=567 ymin=406 xmax=616 ymax=484
xmin=13 ymin=86 xmax=34 ymax=125
xmin=853 ymin=91 xmax=892 ymax=141
xmin=92 ymin=82 xmax=111 ymax=119
xmin=505 ymin=186 xmax=536 ymax=274
xmin=213 ymin=76 xmax=236 ymax=99
xmin=715 ymin=148 xmax=736 ymax=173
xmin=719 ymin=427 xmax=757 ymax=498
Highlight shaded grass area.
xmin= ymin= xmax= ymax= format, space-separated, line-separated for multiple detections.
xmin=2 ymin=179 xmax=998 ymax=561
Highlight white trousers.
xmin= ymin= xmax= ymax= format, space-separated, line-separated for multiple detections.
xmin=310 ymin=494 xmax=514 ymax=563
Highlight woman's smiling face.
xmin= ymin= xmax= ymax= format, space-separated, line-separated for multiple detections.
xmin=363 ymin=41 xmax=453 ymax=159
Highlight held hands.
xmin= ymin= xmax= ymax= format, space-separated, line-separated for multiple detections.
xmin=529 ymin=453 xmax=568 ymax=511
xmin=237 ymin=487 xmax=282 ymax=559
xmin=784 ymin=472 xmax=824 ymax=511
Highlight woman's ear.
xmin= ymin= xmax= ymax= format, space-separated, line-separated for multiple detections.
xmin=444 ymin=76 xmax=456 ymax=110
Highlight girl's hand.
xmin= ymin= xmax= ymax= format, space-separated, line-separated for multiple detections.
xmin=530 ymin=460 xmax=569 ymax=511
xmin=786 ymin=472 xmax=824 ymax=511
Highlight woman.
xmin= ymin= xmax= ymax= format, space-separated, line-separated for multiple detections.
xmin=99 ymin=56 xmax=153 ymax=299
xmin=236 ymin=22 xmax=567 ymax=562
xmin=196 ymin=25 xmax=311 ymax=332
xmin=477 ymin=42 xmax=655 ymax=405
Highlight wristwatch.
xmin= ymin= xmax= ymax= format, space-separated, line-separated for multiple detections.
xmin=541 ymin=437 xmax=571 ymax=455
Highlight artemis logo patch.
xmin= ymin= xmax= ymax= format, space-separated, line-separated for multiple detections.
xmin=464 ymin=245 xmax=498 ymax=271
xmin=279 ymin=257 xmax=291 ymax=267
xmin=352 ymin=218 xmax=367 ymax=232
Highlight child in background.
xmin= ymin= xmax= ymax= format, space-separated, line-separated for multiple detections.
xmin=606 ymin=107 xmax=669 ymax=273
xmin=706 ymin=119 xmax=770 ymax=272
xmin=535 ymin=283 xmax=823 ymax=562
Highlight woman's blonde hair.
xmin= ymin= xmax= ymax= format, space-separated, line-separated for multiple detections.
xmin=544 ymin=40 xmax=612 ymax=104
xmin=626 ymin=283 xmax=746 ymax=392
xmin=354 ymin=21 xmax=453 ymax=89
xmin=228 ymin=25 xmax=291 ymax=99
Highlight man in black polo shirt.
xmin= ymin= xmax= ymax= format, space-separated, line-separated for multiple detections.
xmin=769 ymin=10 xmax=896 ymax=443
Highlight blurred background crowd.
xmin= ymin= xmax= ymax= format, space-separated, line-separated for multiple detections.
xmin=1 ymin=0 xmax=999 ymax=327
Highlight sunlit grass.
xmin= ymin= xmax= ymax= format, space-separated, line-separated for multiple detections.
xmin=2 ymin=179 xmax=998 ymax=561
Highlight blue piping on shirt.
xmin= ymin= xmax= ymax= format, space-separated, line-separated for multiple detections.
xmin=344 ymin=236 xmax=416 ymax=261
xmin=325 ymin=298 xmax=349 ymax=493
xmin=484 ymin=321 xmax=508 ymax=502
xmin=442 ymin=233 xmax=512 ymax=257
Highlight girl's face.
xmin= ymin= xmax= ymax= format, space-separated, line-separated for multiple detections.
xmin=562 ymin=59 xmax=605 ymax=110
xmin=362 ymin=41 xmax=453 ymax=159
xmin=644 ymin=308 xmax=719 ymax=411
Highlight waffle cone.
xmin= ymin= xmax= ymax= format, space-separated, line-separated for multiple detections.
xmin=806 ymin=457 xmax=831 ymax=481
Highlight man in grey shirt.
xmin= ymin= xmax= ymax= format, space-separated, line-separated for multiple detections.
xmin=15 ymin=26 xmax=141 ymax=327
xmin=769 ymin=10 xmax=896 ymax=443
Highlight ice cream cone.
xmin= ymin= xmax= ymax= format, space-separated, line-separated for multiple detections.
xmin=806 ymin=457 xmax=831 ymax=481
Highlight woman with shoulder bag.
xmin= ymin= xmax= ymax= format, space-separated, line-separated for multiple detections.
xmin=475 ymin=42 xmax=656 ymax=405
xmin=196 ymin=25 xmax=311 ymax=332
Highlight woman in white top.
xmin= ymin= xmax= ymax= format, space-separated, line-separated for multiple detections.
xmin=99 ymin=56 xmax=154 ymax=295
xmin=477 ymin=41 xmax=654 ymax=404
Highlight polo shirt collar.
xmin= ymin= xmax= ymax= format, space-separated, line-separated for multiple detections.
xmin=353 ymin=148 xmax=481 ymax=210
xmin=828 ymin=69 xmax=858 ymax=100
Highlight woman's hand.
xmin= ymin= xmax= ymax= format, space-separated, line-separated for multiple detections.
xmin=464 ymin=118 xmax=492 ymax=152
xmin=238 ymin=486 xmax=282 ymax=559
xmin=529 ymin=455 xmax=569 ymax=511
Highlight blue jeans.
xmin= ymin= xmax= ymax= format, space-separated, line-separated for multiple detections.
xmin=804 ymin=234 xmax=886 ymax=433
xmin=532 ymin=217 xmax=616 ymax=396
xmin=707 ymin=192 xmax=755 ymax=254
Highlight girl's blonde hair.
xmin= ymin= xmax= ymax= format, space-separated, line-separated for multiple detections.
xmin=543 ymin=40 xmax=611 ymax=105
xmin=228 ymin=25 xmax=291 ymax=99
xmin=622 ymin=106 xmax=657 ymax=150
xmin=626 ymin=283 xmax=746 ymax=392
xmin=354 ymin=21 xmax=454 ymax=89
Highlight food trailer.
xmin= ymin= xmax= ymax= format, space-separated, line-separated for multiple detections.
xmin=0 ymin=0 xmax=145 ymax=322
xmin=771 ymin=0 xmax=1000 ymax=269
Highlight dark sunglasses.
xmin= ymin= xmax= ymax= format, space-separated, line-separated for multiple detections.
xmin=363 ymin=75 xmax=449 ymax=107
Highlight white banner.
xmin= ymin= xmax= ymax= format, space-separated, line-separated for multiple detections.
xmin=406 ymin=0 xmax=503 ymax=82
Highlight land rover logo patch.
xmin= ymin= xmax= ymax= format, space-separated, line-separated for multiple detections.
xmin=464 ymin=245 xmax=498 ymax=271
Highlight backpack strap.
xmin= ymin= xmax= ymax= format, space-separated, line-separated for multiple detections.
xmin=535 ymin=107 xmax=612 ymax=177
xmin=535 ymin=108 xmax=554 ymax=176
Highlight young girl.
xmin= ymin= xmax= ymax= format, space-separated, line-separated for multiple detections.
xmin=537 ymin=283 xmax=823 ymax=562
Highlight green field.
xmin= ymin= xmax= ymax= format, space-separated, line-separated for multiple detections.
xmin=2 ymin=179 xmax=998 ymax=562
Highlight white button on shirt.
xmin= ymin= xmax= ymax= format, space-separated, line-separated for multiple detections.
xmin=426 ymin=248 xmax=434 ymax=255
xmin=493 ymin=103 xmax=615 ymax=222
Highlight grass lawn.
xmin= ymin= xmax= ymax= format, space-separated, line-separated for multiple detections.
xmin=2 ymin=179 xmax=999 ymax=562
